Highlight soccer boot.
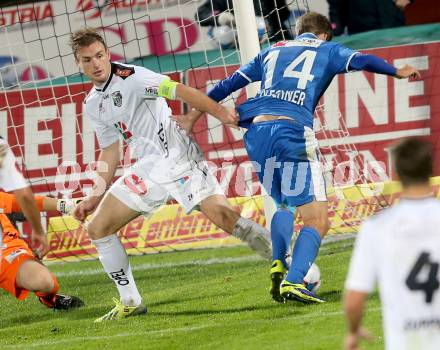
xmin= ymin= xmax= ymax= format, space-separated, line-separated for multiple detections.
xmin=38 ymin=294 xmax=84 ymax=310
xmin=94 ymin=298 xmax=147 ymax=323
xmin=280 ymin=280 xmax=325 ymax=304
xmin=270 ymin=260 xmax=287 ymax=303
xmin=54 ymin=294 xmax=85 ymax=310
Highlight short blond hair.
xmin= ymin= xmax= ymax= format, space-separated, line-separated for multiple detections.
xmin=69 ymin=27 xmax=107 ymax=59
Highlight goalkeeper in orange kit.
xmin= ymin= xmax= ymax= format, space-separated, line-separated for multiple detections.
xmin=0 ymin=192 xmax=84 ymax=310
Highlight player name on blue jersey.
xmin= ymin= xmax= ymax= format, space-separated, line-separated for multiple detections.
xmin=257 ymin=88 xmax=306 ymax=106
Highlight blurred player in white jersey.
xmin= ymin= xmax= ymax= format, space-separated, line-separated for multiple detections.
xmin=344 ymin=138 xmax=440 ymax=350
xmin=69 ymin=28 xmax=273 ymax=322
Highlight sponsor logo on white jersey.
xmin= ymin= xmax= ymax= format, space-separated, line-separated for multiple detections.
xmin=111 ymin=91 xmax=122 ymax=107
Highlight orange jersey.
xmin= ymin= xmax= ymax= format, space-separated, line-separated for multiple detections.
xmin=0 ymin=192 xmax=43 ymax=299
xmin=0 ymin=191 xmax=44 ymax=244
xmin=1 ymin=215 xmax=20 ymax=244
xmin=0 ymin=192 xmax=44 ymax=215
xmin=0 ymin=217 xmax=35 ymax=300
xmin=0 ymin=235 xmax=35 ymax=299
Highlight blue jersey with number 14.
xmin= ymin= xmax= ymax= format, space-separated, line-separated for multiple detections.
xmin=235 ymin=33 xmax=358 ymax=128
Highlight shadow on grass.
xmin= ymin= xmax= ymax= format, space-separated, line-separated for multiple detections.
xmin=318 ymin=289 xmax=343 ymax=303
xmin=262 ymin=289 xmax=343 ymax=311
xmin=44 ymin=292 xmax=241 ymax=322
xmin=319 ymin=243 xmax=354 ymax=256
xmin=1 ymin=290 xmax=343 ymax=329
xmin=151 ymin=303 xmax=276 ymax=317
xmin=146 ymin=294 xmax=220 ymax=308
xmin=0 ymin=306 xmax=90 ymax=328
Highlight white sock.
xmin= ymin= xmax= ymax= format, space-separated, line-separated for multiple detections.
xmin=232 ymin=217 xmax=272 ymax=260
xmin=93 ymin=234 xmax=142 ymax=306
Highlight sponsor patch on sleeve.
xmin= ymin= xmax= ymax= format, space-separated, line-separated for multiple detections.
xmin=145 ymin=87 xmax=159 ymax=97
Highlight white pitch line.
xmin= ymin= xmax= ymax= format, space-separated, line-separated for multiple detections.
xmin=53 ymin=255 xmax=262 ymax=277
xmin=1 ymin=308 xmax=382 ymax=349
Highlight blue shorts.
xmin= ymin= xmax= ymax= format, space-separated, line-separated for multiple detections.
xmin=243 ymin=120 xmax=327 ymax=208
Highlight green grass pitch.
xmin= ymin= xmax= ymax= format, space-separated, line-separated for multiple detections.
xmin=0 ymin=240 xmax=384 ymax=350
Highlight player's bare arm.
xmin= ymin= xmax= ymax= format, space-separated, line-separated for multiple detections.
xmin=173 ymin=63 xmax=261 ymax=133
xmin=344 ymin=290 xmax=374 ymax=350
xmin=74 ymin=140 xmax=120 ymax=222
xmin=171 ymin=109 xmax=204 ymax=134
xmin=175 ymin=83 xmax=238 ymax=126
xmin=13 ymin=187 xmax=49 ymax=257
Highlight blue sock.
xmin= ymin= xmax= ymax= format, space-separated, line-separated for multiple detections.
xmin=271 ymin=208 xmax=294 ymax=267
xmin=286 ymin=226 xmax=321 ymax=284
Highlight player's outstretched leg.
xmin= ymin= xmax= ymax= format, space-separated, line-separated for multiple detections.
xmin=200 ymin=195 xmax=272 ymax=260
xmin=86 ymin=193 xmax=147 ymax=322
xmin=16 ymin=260 xmax=84 ymax=310
xmin=270 ymin=207 xmax=294 ymax=302
xmin=280 ymin=201 xmax=328 ymax=304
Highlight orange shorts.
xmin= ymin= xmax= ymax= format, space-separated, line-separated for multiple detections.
xmin=0 ymin=237 xmax=36 ymax=300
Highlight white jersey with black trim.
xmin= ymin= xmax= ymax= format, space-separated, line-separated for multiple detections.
xmin=345 ymin=197 xmax=440 ymax=350
xmin=84 ymin=62 xmax=195 ymax=181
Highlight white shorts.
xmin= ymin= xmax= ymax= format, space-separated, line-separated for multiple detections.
xmin=109 ymin=137 xmax=224 ymax=214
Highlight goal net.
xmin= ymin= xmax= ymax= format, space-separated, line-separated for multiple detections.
xmin=0 ymin=0 xmax=391 ymax=262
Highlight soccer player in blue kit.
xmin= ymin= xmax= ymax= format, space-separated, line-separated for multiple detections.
xmin=178 ymin=12 xmax=421 ymax=304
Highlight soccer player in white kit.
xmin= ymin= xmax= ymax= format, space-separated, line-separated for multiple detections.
xmin=69 ymin=28 xmax=273 ymax=322
xmin=344 ymin=138 xmax=440 ymax=350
